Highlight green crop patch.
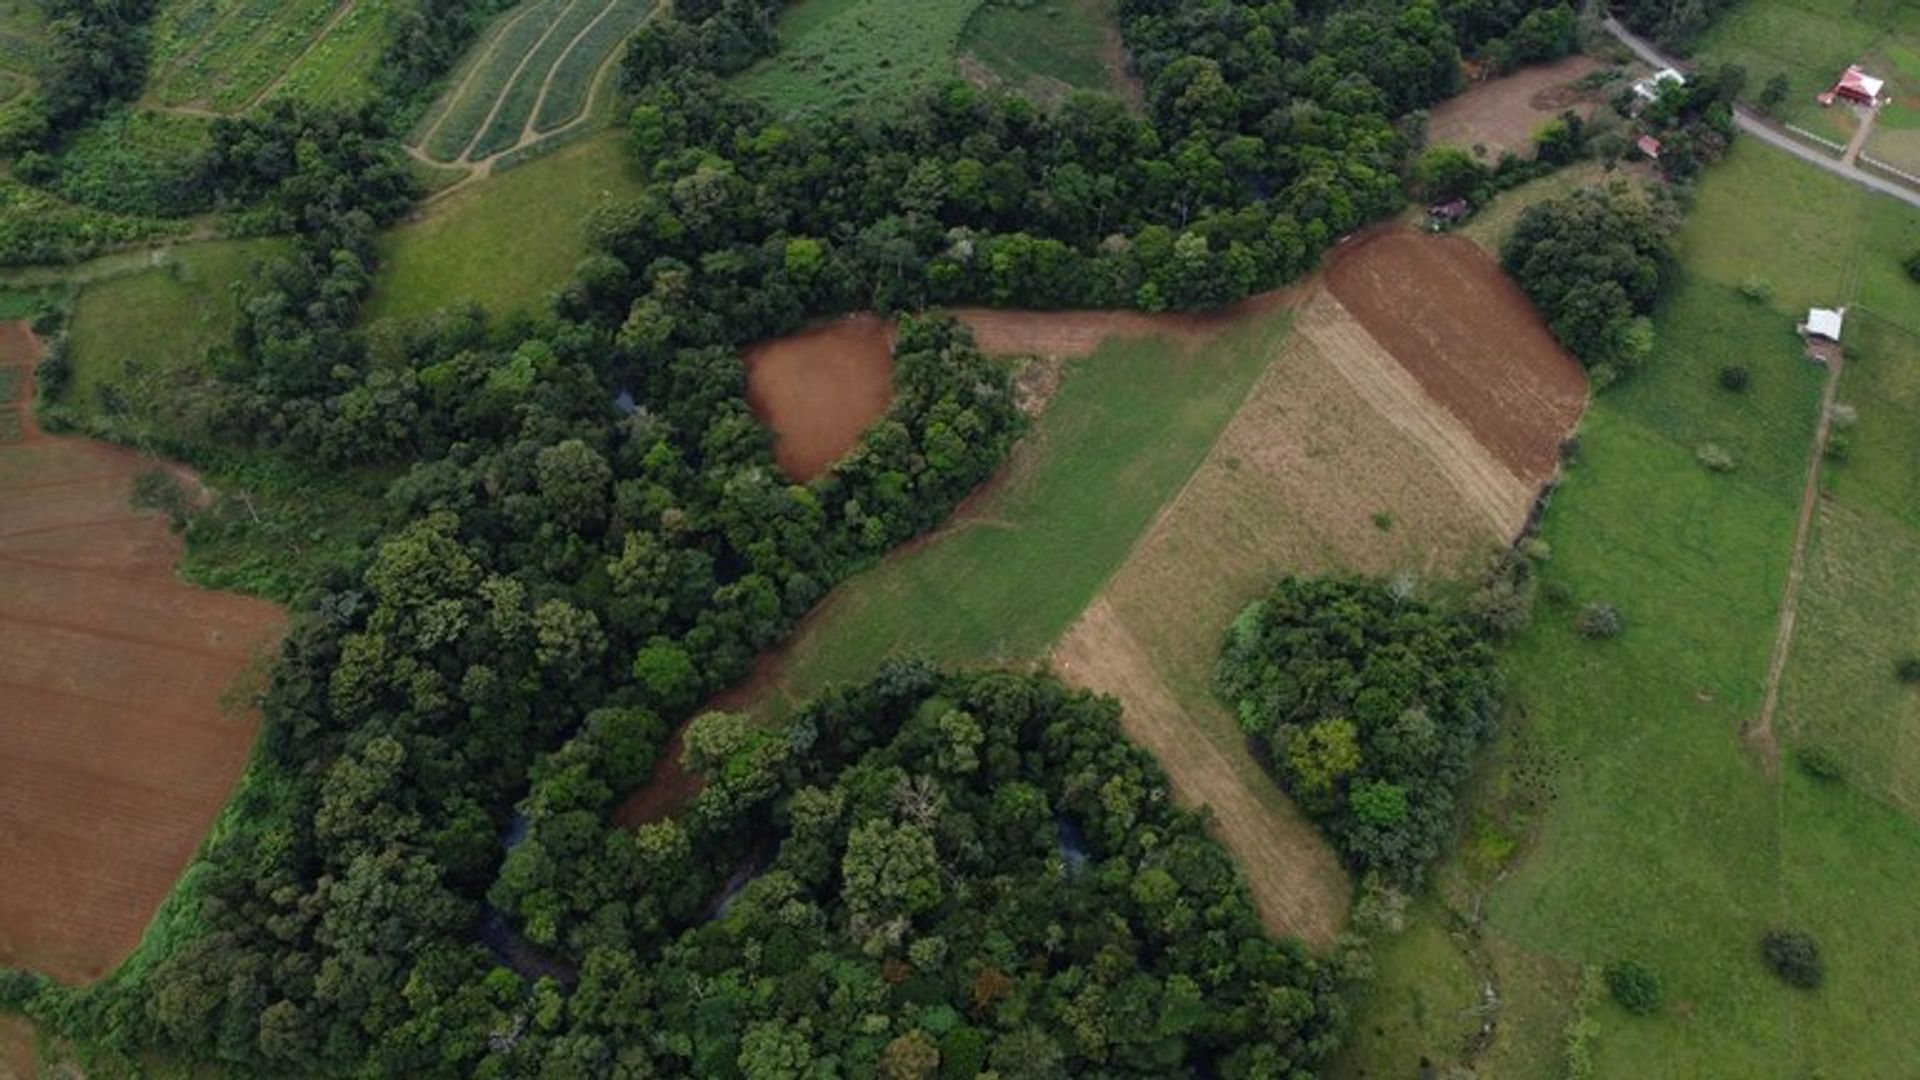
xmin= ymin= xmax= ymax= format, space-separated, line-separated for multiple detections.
xmin=731 ymin=0 xmax=985 ymax=118
xmin=959 ymin=0 xmax=1131 ymax=104
xmin=147 ymin=0 xmax=398 ymax=114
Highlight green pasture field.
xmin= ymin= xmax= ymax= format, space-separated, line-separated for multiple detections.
xmin=739 ymin=308 xmax=1287 ymax=713
xmin=1692 ymin=0 xmax=1919 ymax=127
xmin=1336 ymin=138 xmax=1920 ymax=1078
xmin=731 ymin=0 xmax=984 ymax=118
xmin=367 ymin=130 xmax=644 ymax=320
xmin=147 ymin=0 xmax=396 ymax=113
xmin=958 ymin=0 xmax=1132 ymax=104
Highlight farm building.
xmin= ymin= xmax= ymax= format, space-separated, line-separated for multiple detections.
xmin=1428 ymin=198 xmax=1471 ymax=226
xmin=1637 ymin=134 xmax=1662 ymax=159
xmin=1824 ymin=66 xmax=1884 ymax=107
xmin=1633 ymin=68 xmax=1684 ymax=103
xmin=1802 ymin=307 xmax=1845 ymax=343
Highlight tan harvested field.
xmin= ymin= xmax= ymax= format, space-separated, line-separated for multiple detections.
xmin=0 ymin=324 xmax=284 ymax=984
xmin=1325 ymin=230 xmax=1589 ymax=487
xmin=742 ymin=314 xmax=895 ymax=481
xmin=949 ymin=291 xmax=1291 ymax=359
xmin=1427 ymin=54 xmax=1603 ymax=159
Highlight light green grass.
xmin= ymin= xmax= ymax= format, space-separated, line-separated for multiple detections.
xmin=1341 ymin=136 xmax=1920 ymax=1078
xmin=731 ymin=0 xmax=984 ymax=119
xmin=959 ymin=0 xmax=1129 ymax=103
xmin=746 ymin=309 xmax=1287 ymax=711
xmin=1692 ymin=0 xmax=1917 ymax=127
xmin=367 ymin=129 xmax=643 ymax=321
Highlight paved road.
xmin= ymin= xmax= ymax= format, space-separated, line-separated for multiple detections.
xmin=1602 ymin=17 xmax=1920 ymax=213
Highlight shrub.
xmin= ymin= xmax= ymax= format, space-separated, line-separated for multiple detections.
xmin=1737 ymin=277 xmax=1772 ymax=302
xmin=1795 ymin=745 xmax=1846 ymax=782
xmin=1895 ymin=653 xmax=1920 ymax=684
xmin=1371 ymin=510 xmax=1394 ymax=531
xmin=1905 ymin=250 xmax=1920 ymax=283
xmin=1823 ymin=432 xmax=1851 ymax=462
xmin=1576 ymin=601 xmax=1622 ymax=640
xmin=1717 ymin=364 xmax=1750 ymax=391
xmin=1829 ymin=402 xmax=1857 ymax=429
xmin=1695 ymin=443 xmax=1735 ymax=472
xmin=1604 ymin=959 xmax=1662 ymax=1015
xmin=1761 ymin=929 xmax=1823 ymax=989
xmin=1759 ymin=73 xmax=1790 ymax=112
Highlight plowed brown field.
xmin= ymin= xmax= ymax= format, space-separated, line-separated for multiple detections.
xmin=0 ymin=323 xmax=284 ymax=984
xmin=1325 ymin=229 xmax=1588 ymax=487
xmin=742 ymin=314 xmax=895 ymax=482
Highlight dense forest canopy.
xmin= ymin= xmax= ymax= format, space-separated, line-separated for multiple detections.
xmin=1215 ymin=577 xmax=1502 ymax=885
xmin=6 ymin=0 xmax=1609 ymax=1075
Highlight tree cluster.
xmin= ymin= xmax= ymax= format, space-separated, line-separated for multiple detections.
xmin=0 ymin=0 xmax=162 ymax=153
xmin=1614 ymin=0 xmax=1739 ymax=52
xmin=1215 ymin=577 xmax=1501 ymax=885
xmin=1501 ymin=184 xmax=1679 ymax=383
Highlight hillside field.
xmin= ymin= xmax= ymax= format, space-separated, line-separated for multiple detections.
xmin=1332 ymin=139 xmax=1920 ymax=1079
xmin=957 ymin=0 xmax=1136 ymax=105
xmin=406 ymin=0 xmax=651 ymax=166
xmin=146 ymin=0 xmax=398 ymax=113
xmin=0 ymin=0 xmax=47 ymax=107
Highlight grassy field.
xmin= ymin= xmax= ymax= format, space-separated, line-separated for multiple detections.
xmin=0 ymin=0 xmax=48 ymax=106
xmin=736 ymin=310 xmax=1284 ymax=710
xmin=146 ymin=0 xmax=398 ymax=113
xmin=731 ymin=0 xmax=984 ymax=118
xmin=367 ymin=129 xmax=644 ymax=321
xmin=957 ymin=0 xmax=1134 ymax=104
xmin=1692 ymin=0 xmax=1919 ymax=127
xmin=406 ymin=0 xmax=650 ymax=166
xmin=1332 ymin=138 xmax=1920 ymax=1078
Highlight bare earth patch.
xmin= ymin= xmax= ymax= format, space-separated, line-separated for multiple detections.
xmin=0 ymin=324 xmax=284 ymax=984
xmin=742 ymin=314 xmax=896 ymax=482
xmin=1427 ymin=54 xmax=1603 ymax=160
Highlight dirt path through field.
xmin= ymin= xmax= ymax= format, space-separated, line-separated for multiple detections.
xmin=414 ymin=0 xmax=550 ymax=153
xmin=521 ymin=0 xmax=618 ymax=141
xmin=244 ymin=0 xmax=361 ymax=111
xmin=457 ymin=2 xmax=577 ymax=164
xmin=1841 ymin=105 xmax=1877 ymax=167
xmin=0 ymin=322 xmax=285 ymax=984
xmin=1053 ymin=598 xmax=1350 ymax=946
xmin=1752 ymin=355 xmax=1846 ymax=770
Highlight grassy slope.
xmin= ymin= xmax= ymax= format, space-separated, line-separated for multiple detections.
xmin=742 ymin=311 xmax=1285 ymax=713
xmin=1691 ymin=0 xmax=1918 ymax=125
xmin=1336 ymin=140 xmax=1920 ymax=1078
xmin=959 ymin=0 xmax=1126 ymax=100
xmin=147 ymin=0 xmax=394 ymax=112
xmin=367 ymin=130 xmax=644 ymax=321
xmin=730 ymin=0 xmax=983 ymax=118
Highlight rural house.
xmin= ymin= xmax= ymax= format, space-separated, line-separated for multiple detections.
xmin=1824 ymin=66 xmax=1884 ymax=107
xmin=1636 ymin=134 xmax=1662 ymax=159
xmin=1798 ymin=307 xmax=1845 ymax=364
xmin=1632 ymin=67 xmax=1684 ymax=104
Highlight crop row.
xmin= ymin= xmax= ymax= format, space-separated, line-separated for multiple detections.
xmin=418 ymin=0 xmax=568 ymax=162
xmin=465 ymin=0 xmax=610 ymax=160
xmin=531 ymin=0 xmax=652 ymax=133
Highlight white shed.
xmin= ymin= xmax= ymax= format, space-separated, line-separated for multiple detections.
xmin=1805 ymin=308 xmax=1844 ymax=343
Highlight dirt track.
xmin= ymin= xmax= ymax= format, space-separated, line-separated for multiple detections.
xmin=0 ymin=323 xmax=284 ymax=984
xmin=742 ymin=314 xmax=896 ymax=482
xmin=1326 ymin=230 xmax=1588 ymax=487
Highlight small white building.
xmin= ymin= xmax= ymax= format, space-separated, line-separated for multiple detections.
xmin=1633 ymin=68 xmax=1686 ymax=103
xmin=1804 ymin=307 xmax=1845 ymax=343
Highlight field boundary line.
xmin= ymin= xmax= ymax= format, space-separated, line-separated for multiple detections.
xmin=456 ymin=0 xmax=581 ymax=164
xmin=521 ymin=0 xmax=618 ymax=142
xmin=243 ymin=0 xmax=361 ymax=112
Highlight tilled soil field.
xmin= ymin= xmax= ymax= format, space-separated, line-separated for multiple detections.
xmin=1426 ymin=54 xmax=1604 ymax=159
xmin=0 ymin=323 xmax=284 ymax=984
xmin=742 ymin=313 xmax=895 ymax=482
xmin=1325 ymin=229 xmax=1588 ymax=488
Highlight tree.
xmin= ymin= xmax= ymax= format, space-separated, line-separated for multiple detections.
xmin=1605 ymin=959 xmax=1662 ymax=1015
xmin=1759 ymin=73 xmax=1790 ymax=112
xmin=1761 ymin=929 xmax=1823 ymax=989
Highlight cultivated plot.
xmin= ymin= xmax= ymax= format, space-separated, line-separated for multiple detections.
xmin=0 ymin=323 xmax=284 ymax=984
xmin=407 ymin=0 xmax=653 ymax=167
xmin=146 ymin=0 xmax=397 ymax=114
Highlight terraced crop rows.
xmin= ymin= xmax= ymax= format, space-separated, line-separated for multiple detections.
xmin=147 ymin=0 xmax=397 ymax=113
xmin=408 ymin=0 xmax=652 ymax=167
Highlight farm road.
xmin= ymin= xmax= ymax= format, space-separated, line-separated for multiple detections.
xmin=1602 ymin=18 xmax=1920 ymax=213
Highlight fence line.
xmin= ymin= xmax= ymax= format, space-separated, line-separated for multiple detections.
xmin=1782 ymin=124 xmax=1847 ymax=156
xmin=1858 ymin=154 xmax=1920 ymax=190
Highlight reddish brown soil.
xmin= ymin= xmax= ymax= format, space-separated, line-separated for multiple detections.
xmin=950 ymin=288 xmax=1293 ymax=359
xmin=742 ymin=314 xmax=896 ymax=482
xmin=1324 ymin=229 xmax=1588 ymax=487
xmin=0 ymin=323 xmax=285 ymax=985
xmin=1427 ymin=54 xmax=1603 ymax=159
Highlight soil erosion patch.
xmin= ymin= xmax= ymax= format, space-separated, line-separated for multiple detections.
xmin=1325 ymin=229 xmax=1588 ymax=487
xmin=0 ymin=324 xmax=285 ymax=984
xmin=1426 ymin=54 xmax=1602 ymax=159
xmin=742 ymin=314 xmax=896 ymax=482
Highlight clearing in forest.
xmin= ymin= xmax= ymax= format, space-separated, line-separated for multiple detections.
xmin=0 ymin=2 xmax=48 ymax=107
xmin=0 ymin=323 xmax=285 ymax=984
xmin=742 ymin=314 xmax=896 ymax=482
xmin=731 ymin=0 xmax=984 ymax=118
xmin=405 ymin=0 xmax=653 ymax=169
xmin=957 ymin=0 xmax=1140 ymax=107
xmin=1426 ymin=54 xmax=1607 ymax=161
xmin=146 ymin=0 xmax=397 ymax=114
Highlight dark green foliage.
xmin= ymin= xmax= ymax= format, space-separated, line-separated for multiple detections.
xmin=1794 ymin=745 xmax=1846 ymax=782
xmin=1759 ymin=73 xmax=1790 ymax=112
xmin=130 ymin=468 xmax=192 ymax=530
xmin=1215 ymin=577 xmax=1500 ymax=884
xmin=1604 ymin=959 xmax=1662 ymax=1015
xmin=1904 ymin=251 xmax=1920 ymax=284
xmin=1575 ymin=601 xmax=1623 ymax=640
xmin=374 ymin=0 xmax=520 ymax=124
xmin=1761 ymin=929 xmax=1823 ymax=989
xmin=1718 ymin=364 xmax=1750 ymax=391
xmin=1894 ymin=653 xmax=1920 ymax=685
xmin=1615 ymin=0 xmax=1740 ymax=51
xmin=1502 ymin=186 xmax=1679 ymax=379
xmin=8 ymin=0 xmax=163 ymax=149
